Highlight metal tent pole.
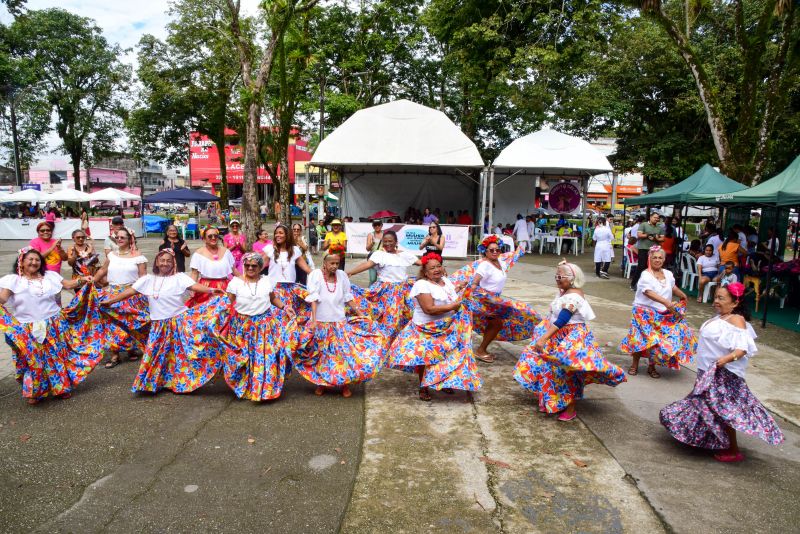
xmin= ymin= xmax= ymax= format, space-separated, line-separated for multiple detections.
xmin=479 ymin=167 xmax=487 ymax=235
xmin=761 ymin=206 xmax=781 ymax=328
xmin=487 ymin=167 xmax=495 ymax=236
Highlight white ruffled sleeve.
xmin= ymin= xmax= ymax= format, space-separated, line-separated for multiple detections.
xmin=132 ymin=255 xmax=148 ymax=265
xmin=226 ymin=276 xmax=243 ymax=297
xmin=475 ymin=260 xmax=493 ymax=279
xmin=409 ymin=279 xmax=430 ymax=299
xmin=341 ymin=271 xmax=354 ymax=302
xmin=558 ymin=293 xmax=596 ymax=321
xmin=176 ymin=273 xmax=196 ymax=292
xmin=132 ymin=274 xmax=153 ymax=294
xmin=721 ymin=322 xmax=758 ymax=356
xmin=189 ymin=253 xmax=204 ymax=271
xmin=0 ymin=274 xmax=21 ymax=292
xmin=636 ymin=270 xmax=659 ymax=293
xmin=304 ymin=269 xmax=322 ymax=303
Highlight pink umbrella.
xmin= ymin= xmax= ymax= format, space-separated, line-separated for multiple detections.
xmin=369 ymin=210 xmax=399 ymax=219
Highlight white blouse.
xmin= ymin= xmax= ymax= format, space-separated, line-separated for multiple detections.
xmin=107 ymin=252 xmax=147 ymax=285
xmin=264 ymin=244 xmax=302 ymax=283
xmin=371 ymin=250 xmax=417 ymax=283
xmin=190 ymin=249 xmax=235 ymax=279
xmin=305 ymin=269 xmax=353 ymax=323
xmin=634 ymin=269 xmax=675 ymax=312
xmin=227 ymin=276 xmax=276 ymax=316
xmin=410 ymin=277 xmax=458 ymax=324
xmin=476 ymin=258 xmax=509 ymax=294
xmin=696 ymin=316 xmax=758 ymax=379
xmin=132 ymin=273 xmax=195 ymax=321
xmin=0 ymin=272 xmax=63 ymax=323
xmin=546 ymin=291 xmax=596 ymax=325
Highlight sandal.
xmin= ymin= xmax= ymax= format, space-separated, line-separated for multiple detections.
xmin=627 ymin=366 xmax=638 ymax=376
xmin=314 ymin=386 xmax=325 ymax=396
xmin=341 ymin=386 xmax=352 ymax=398
xmin=557 ymin=411 xmax=577 ymax=422
xmin=127 ymin=350 xmax=142 ymax=362
xmin=475 ymin=353 xmax=495 ymax=364
xmin=713 ymin=451 xmax=745 ymax=463
xmin=26 ymin=397 xmax=42 ymax=405
xmin=418 ymin=388 xmax=432 ymax=402
xmin=443 ymin=388 xmax=454 ymax=395
xmin=647 ymin=366 xmax=661 ymax=379
xmin=105 ymin=358 xmax=121 ymax=369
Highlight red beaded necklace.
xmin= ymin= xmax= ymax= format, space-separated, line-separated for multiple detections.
xmin=324 ymin=271 xmax=337 ymax=293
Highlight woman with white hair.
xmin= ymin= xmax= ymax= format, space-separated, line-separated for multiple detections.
xmin=620 ymin=246 xmax=696 ymax=378
xmin=592 ymin=217 xmax=614 ymax=279
xmin=514 ymin=261 xmax=626 ymax=420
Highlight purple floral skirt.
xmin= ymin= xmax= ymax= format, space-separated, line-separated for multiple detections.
xmin=659 ymin=366 xmax=785 ymax=449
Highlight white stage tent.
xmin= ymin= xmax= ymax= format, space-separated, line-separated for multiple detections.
xmin=309 ymin=99 xmax=485 ymax=220
xmin=486 ymin=129 xmax=613 ymax=250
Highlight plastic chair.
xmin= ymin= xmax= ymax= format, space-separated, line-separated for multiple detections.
xmin=702 ymin=281 xmax=718 ymax=303
xmin=681 ymin=255 xmax=698 ymax=291
xmin=623 ymin=247 xmax=636 ymax=279
xmin=185 ymin=223 xmax=199 ymax=239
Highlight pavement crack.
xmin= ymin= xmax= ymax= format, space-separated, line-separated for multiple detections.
xmin=100 ymin=396 xmax=234 ymax=530
xmin=468 ymin=391 xmax=506 ymax=533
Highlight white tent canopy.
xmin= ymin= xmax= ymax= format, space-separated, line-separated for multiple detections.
xmin=310 ymin=99 xmax=485 ymax=219
xmin=0 ymin=189 xmax=49 ymax=203
xmin=88 ymin=188 xmax=141 ymax=202
xmin=484 ymin=129 xmax=614 ymax=250
xmin=47 ymin=188 xmax=93 ymax=202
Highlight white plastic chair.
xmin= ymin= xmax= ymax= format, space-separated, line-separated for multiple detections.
xmin=681 ymin=255 xmax=698 ymax=291
xmin=702 ymin=281 xmax=718 ymax=303
xmin=623 ymin=247 xmax=636 ymax=278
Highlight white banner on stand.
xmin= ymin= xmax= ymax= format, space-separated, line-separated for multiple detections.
xmin=345 ymin=222 xmax=469 ymax=258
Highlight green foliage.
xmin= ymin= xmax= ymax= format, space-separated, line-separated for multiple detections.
xmin=9 ymin=8 xmax=128 ymax=189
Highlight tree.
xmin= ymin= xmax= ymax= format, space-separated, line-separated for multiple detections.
xmin=11 ymin=9 xmax=128 ymax=190
xmin=635 ymin=0 xmax=799 ymax=183
xmin=127 ymin=0 xmax=242 ymax=209
xmin=0 ymin=23 xmax=51 ymax=176
xmin=224 ymin=0 xmax=318 ymax=236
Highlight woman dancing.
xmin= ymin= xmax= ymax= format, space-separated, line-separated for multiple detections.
xmin=346 ymin=230 xmax=420 ymax=343
xmin=387 ymin=253 xmax=481 ymax=402
xmin=292 ymin=223 xmax=314 ymax=286
xmin=186 ymin=226 xmax=239 ymax=307
xmin=514 ymin=261 xmax=626 ymax=420
xmin=93 ymin=227 xmax=149 ymax=368
xmin=0 ymin=248 xmax=98 ymax=404
xmin=292 ymin=251 xmax=384 ymax=398
xmin=660 ymin=283 xmax=784 ymax=462
xmin=620 ymin=246 xmax=696 ymax=378
xmin=262 ymin=224 xmax=312 ymax=310
xmin=452 ymin=234 xmax=540 ymax=364
xmin=218 ymin=252 xmax=298 ymax=401
xmin=100 ymin=249 xmax=227 ymax=394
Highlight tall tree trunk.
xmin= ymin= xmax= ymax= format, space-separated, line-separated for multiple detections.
xmin=210 ymin=127 xmax=229 ymax=210
xmin=72 ymin=155 xmax=82 ymax=192
xmin=652 ymin=9 xmax=736 ymax=179
xmin=241 ymin=100 xmax=262 ymax=244
xmin=278 ymin=150 xmax=291 ymax=226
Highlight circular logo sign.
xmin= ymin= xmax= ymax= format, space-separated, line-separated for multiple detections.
xmin=548 ymin=182 xmax=581 ymax=213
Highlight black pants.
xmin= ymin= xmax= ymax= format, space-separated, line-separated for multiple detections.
xmin=595 ymin=262 xmax=610 ymax=276
xmin=630 ymin=251 xmax=649 ymax=288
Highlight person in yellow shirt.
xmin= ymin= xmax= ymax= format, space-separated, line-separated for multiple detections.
xmin=323 ymin=219 xmax=348 ymax=268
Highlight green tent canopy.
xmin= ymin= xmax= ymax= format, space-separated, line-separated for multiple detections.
xmin=695 ymin=155 xmax=800 ymax=207
xmin=624 ymin=164 xmax=746 ymax=206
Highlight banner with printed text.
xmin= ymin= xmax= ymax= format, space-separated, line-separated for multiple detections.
xmin=344 ymin=222 xmax=470 ymax=258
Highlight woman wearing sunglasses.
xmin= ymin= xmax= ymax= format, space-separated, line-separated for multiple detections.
xmin=66 ymin=229 xmax=99 ymax=279
xmin=29 ymin=222 xmax=66 ymax=274
xmin=217 ymin=252 xmax=298 ymax=401
xmin=93 ymin=227 xmax=149 ymax=368
xmin=99 ymin=249 xmax=227 ymax=394
xmin=0 ymin=247 xmax=96 ymax=404
xmin=186 ymin=226 xmax=240 ymax=307
xmin=514 ymin=261 xmax=625 ymax=421
xmin=451 ymin=235 xmax=541 ymax=364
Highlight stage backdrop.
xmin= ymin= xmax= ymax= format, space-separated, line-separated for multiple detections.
xmin=344 ymin=222 xmax=470 ymax=258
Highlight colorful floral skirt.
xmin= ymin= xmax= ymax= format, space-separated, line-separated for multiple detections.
xmin=272 ymin=282 xmax=312 ymax=322
xmin=462 ymin=288 xmax=541 ymax=341
xmin=387 ymin=309 xmax=482 ymax=391
xmin=659 ymin=366 xmax=785 ymax=449
xmin=185 ymin=277 xmax=229 ymax=307
xmin=349 ymin=280 xmax=414 ymax=344
xmin=0 ymin=285 xmax=106 ymax=399
xmin=513 ymin=321 xmax=626 ymax=413
xmin=96 ymin=283 xmax=150 ymax=353
xmin=619 ymin=304 xmax=697 ymax=369
xmin=217 ymin=308 xmax=295 ymax=401
xmin=132 ymin=297 xmax=228 ymax=394
xmin=291 ymin=318 xmax=385 ymax=387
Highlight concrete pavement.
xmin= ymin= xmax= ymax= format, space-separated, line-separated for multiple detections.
xmin=0 ymin=238 xmax=798 ymax=532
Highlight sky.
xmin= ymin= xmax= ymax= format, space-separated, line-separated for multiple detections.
xmin=1 ymin=0 xmax=263 ymax=169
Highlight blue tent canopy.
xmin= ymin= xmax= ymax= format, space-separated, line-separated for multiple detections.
xmin=142 ymin=188 xmax=220 ymax=203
